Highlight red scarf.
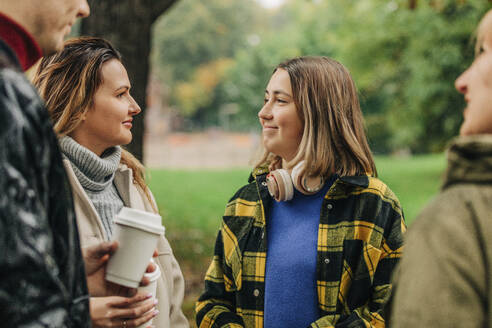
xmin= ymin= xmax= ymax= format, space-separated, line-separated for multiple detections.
xmin=0 ymin=12 xmax=42 ymax=71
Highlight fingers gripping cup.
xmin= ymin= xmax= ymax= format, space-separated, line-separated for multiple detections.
xmin=105 ymin=207 xmax=165 ymax=288
xmin=137 ymin=259 xmax=161 ymax=328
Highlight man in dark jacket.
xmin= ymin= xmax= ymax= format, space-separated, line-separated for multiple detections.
xmin=0 ymin=0 xmax=94 ymax=326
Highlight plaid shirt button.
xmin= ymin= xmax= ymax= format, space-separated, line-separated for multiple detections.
xmin=261 ymin=181 xmax=267 ymax=187
xmin=253 ymin=289 xmax=260 ymax=297
xmin=327 ymin=204 xmax=333 ymax=210
xmin=325 ymin=258 xmax=330 ymax=264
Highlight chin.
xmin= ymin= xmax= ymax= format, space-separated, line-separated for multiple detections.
xmin=122 ymin=137 xmax=133 ymax=145
xmin=41 ymin=36 xmax=65 ymax=56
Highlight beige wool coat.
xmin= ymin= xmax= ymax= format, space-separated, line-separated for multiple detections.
xmin=63 ymin=159 xmax=189 ymax=328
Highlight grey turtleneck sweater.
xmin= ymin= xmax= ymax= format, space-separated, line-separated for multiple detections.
xmin=59 ymin=136 xmax=124 ymax=240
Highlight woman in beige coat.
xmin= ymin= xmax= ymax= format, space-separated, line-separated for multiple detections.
xmin=33 ymin=37 xmax=189 ymax=328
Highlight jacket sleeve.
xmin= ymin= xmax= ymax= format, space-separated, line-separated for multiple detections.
xmin=0 ymin=89 xmax=78 ymax=326
xmin=310 ymin=200 xmax=405 ymax=328
xmin=196 ymin=226 xmax=245 ymax=328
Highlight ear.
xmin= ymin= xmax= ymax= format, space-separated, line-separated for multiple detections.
xmin=80 ymin=108 xmax=91 ymax=121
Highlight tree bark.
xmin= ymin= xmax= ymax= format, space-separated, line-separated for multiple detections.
xmin=409 ymin=0 xmax=418 ymax=9
xmin=81 ymin=0 xmax=178 ymax=162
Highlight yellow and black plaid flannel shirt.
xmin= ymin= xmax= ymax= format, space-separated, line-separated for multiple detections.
xmin=196 ymin=169 xmax=405 ymax=328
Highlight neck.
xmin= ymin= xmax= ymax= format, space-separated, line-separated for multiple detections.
xmin=0 ymin=10 xmax=42 ymax=71
xmin=281 ymin=158 xmax=297 ymax=171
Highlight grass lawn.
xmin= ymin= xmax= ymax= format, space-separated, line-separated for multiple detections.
xmin=148 ymin=153 xmax=447 ymax=325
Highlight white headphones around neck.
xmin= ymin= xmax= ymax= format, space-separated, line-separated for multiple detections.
xmin=265 ymin=161 xmax=324 ymax=201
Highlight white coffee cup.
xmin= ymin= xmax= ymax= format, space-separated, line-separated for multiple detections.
xmin=105 ymin=207 xmax=165 ymax=288
xmin=137 ymin=259 xmax=161 ymax=328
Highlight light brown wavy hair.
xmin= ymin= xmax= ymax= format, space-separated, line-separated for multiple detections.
xmin=256 ymin=56 xmax=377 ymax=178
xmin=33 ymin=36 xmax=156 ymax=211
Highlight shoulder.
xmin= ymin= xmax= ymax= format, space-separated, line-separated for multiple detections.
xmin=400 ymin=183 xmax=492 ymax=279
xmin=340 ymin=175 xmax=399 ymax=201
xmin=0 ymin=66 xmax=49 ymax=143
xmin=228 ymin=180 xmax=259 ymax=203
xmin=410 ymin=183 xmax=490 ymax=240
xmin=365 ymin=176 xmax=401 ymax=205
xmin=338 ymin=175 xmax=403 ymax=218
xmin=0 ymin=67 xmax=39 ymax=108
xmin=221 ymin=173 xmax=269 ymax=233
xmin=395 ymin=184 xmax=490 ymax=300
xmin=224 ymin=180 xmax=260 ymax=217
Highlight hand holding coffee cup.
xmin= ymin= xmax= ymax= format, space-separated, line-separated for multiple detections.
xmin=83 ymin=241 xmax=158 ymax=297
xmin=105 ymin=207 xmax=165 ymax=289
xmin=135 ymin=259 xmax=161 ymax=328
xmin=90 ymin=293 xmax=158 ymax=328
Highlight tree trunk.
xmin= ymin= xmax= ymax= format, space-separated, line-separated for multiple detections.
xmin=409 ymin=0 xmax=418 ymax=9
xmin=81 ymin=0 xmax=178 ymax=162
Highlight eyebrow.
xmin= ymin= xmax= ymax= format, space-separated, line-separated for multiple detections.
xmin=115 ymin=85 xmax=130 ymax=92
xmin=265 ymin=90 xmax=292 ymax=98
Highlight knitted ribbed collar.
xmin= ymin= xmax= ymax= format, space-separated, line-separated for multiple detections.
xmin=59 ymin=136 xmax=122 ymax=192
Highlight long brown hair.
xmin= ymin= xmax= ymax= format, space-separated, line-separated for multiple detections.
xmin=257 ymin=56 xmax=377 ymax=177
xmin=33 ymin=36 xmax=156 ymax=211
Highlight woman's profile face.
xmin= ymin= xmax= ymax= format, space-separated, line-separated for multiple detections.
xmin=455 ymin=19 xmax=492 ymax=136
xmin=72 ymin=59 xmax=141 ymax=155
xmin=258 ymin=68 xmax=303 ymax=162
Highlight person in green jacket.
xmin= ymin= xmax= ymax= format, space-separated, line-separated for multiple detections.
xmin=390 ymin=9 xmax=492 ymax=327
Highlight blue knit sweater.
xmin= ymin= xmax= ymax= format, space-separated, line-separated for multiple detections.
xmin=264 ymin=178 xmax=334 ymax=328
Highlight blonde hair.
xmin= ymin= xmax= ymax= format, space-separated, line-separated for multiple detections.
xmin=476 ymin=9 xmax=492 ymax=55
xmin=256 ymin=56 xmax=377 ymax=178
xmin=33 ymin=37 xmax=157 ymax=212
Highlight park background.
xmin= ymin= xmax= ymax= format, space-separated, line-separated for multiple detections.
xmin=72 ymin=0 xmax=491 ymax=325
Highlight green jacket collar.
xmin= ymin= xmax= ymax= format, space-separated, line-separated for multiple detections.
xmin=443 ymin=135 xmax=492 ymax=189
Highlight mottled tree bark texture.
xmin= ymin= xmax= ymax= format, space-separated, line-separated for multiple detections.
xmin=81 ymin=0 xmax=179 ymax=162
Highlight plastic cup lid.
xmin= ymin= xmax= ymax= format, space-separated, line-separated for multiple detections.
xmin=143 ymin=258 xmax=161 ymax=282
xmin=114 ymin=207 xmax=164 ymax=235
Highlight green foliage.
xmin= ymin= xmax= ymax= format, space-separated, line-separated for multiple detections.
xmin=152 ymin=0 xmax=491 ymax=152
xmin=152 ymin=0 xmax=265 ymax=124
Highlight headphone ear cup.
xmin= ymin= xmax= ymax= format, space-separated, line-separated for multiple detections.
xmin=266 ymin=169 xmax=294 ymax=201
xmin=291 ymin=160 xmax=324 ymax=195
xmin=291 ymin=161 xmax=305 ymax=193
xmin=278 ymin=169 xmax=294 ymax=201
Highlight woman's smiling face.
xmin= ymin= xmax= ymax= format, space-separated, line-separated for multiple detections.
xmin=71 ymin=59 xmax=141 ymax=155
xmin=258 ymin=68 xmax=304 ymax=162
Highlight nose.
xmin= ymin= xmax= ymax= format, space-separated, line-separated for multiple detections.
xmin=129 ymin=95 xmax=141 ymax=116
xmin=455 ymin=69 xmax=469 ymax=95
xmin=78 ymin=0 xmax=90 ymax=18
xmin=258 ymin=101 xmax=272 ymax=122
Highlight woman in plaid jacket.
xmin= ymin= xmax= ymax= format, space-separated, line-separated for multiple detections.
xmin=196 ymin=56 xmax=405 ymax=328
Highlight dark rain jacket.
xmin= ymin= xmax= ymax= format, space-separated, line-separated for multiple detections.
xmin=0 ymin=39 xmax=91 ymax=326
